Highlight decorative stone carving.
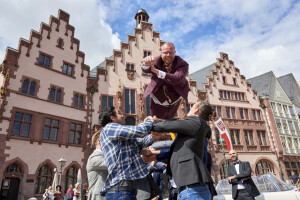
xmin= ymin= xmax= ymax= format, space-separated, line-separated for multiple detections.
xmin=127 ymin=70 xmax=135 ymax=80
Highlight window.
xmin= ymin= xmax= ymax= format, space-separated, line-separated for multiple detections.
xmin=215 ymin=129 xmax=220 ymax=144
xmin=64 ymin=166 xmax=78 ymax=192
xmin=125 ymin=89 xmax=135 ymax=114
xmin=283 ymin=105 xmax=288 ymax=116
xmin=233 ymin=78 xmax=237 ymax=85
xmin=143 ymin=50 xmax=151 ymax=58
xmin=219 ymin=91 xmax=223 ymax=99
xmin=252 ymin=110 xmax=257 ymax=120
xmin=101 ymin=96 xmax=114 ymax=111
xmin=231 ymin=108 xmax=236 ymax=119
xmin=63 ymin=63 xmax=73 ymax=76
xmin=49 ymin=87 xmax=62 ymax=103
xmin=270 ymin=103 xmax=276 ymax=113
xmin=69 ymin=123 xmax=82 ymax=145
xmin=74 ymin=94 xmax=84 ymax=109
xmin=244 ymin=130 xmax=254 ymax=145
xmin=22 ymin=79 xmax=36 ymax=96
xmin=226 ymin=107 xmax=230 ymax=118
xmin=38 ymin=54 xmax=51 ymax=68
xmin=237 ymin=93 xmax=241 ymax=101
xmin=257 ymin=131 xmax=267 ymax=145
xmin=289 ymin=106 xmax=295 ymax=115
xmin=234 ymin=92 xmax=238 ymax=100
xmin=284 ymin=162 xmax=290 ymax=169
xmin=217 ymin=107 xmax=222 ymax=118
xmin=12 ymin=112 xmax=32 ymax=138
xmin=240 ymin=108 xmax=245 ymax=119
xmin=241 ymin=93 xmax=245 ymax=101
xmin=257 ymin=110 xmax=261 ymax=120
xmin=35 ymin=165 xmax=53 ymax=194
xmin=222 ymin=76 xmax=226 ymax=84
xmin=126 ymin=63 xmax=134 ymax=71
xmin=244 ymin=109 xmax=249 ymax=120
xmin=227 ymin=91 xmax=231 ymax=99
xmin=288 ymin=121 xmax=295 ymax=130
xmin=277 ymin=104 xmax=283 ymax=114
xmin=43 ymin=118 xmax=59 ymax=141
xmin=255 ymin=160 xmax=274 ymax=175
xmin=223 ymin=91 xmax=227 ymax=99
xmin=58 ymin=39 xmax=63 ymax=48
xmin=230 ymin=130 xmax=240 ymax=145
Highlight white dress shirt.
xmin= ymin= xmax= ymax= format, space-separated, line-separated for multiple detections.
xmin=234 ymin=161 xmax=246 ymax=190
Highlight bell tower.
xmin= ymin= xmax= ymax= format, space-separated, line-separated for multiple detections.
xmin=134 ymin=8 xmax=149 ymax=27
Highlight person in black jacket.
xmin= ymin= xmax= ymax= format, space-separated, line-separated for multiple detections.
xmin=227 ymin=150 xmax=260 ymax=200
xmin=152 ymin=101 xmax=215 ymax=200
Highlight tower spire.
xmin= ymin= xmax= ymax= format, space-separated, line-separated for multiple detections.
xmin=134 ymin=8 xmax=149 ymax=27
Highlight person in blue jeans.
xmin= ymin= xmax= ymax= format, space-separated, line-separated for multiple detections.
xmin=99 ymin=106 xmax=159 ymax=199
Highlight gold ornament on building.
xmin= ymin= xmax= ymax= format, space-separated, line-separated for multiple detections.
xmin=127 ymin=70 xmax=135 ymax=80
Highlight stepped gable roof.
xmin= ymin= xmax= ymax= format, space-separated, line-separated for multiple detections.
xmin=247 ymin=71 xmax=273 ymax=97
xmin=90 ymin=55 xmax=112 ymax=78
xmin=277 ymin=73 xmax=296 ymax=100
xmin=190 ymin=63 xmax=215 ymax=90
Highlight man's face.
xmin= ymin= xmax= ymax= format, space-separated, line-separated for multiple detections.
xmin=114 ymin=110 xmax=124 ymax=125
xmin=161 ymin=44 xmax=176 ymax=65
xmin=229 ymin=150 xmax=238 ymax=162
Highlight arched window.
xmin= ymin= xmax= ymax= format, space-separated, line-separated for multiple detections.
xmin=5 ymin=163 xmax=23 ymax=175
xmin=35 ymin=165 xmax=53 ymax=194
xmin=255 ymin=160 xmax=274 ymax=175
xmin=64 ymin=166 xmax=78 ymax=192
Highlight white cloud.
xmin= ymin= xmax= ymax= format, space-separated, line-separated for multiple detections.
xmin=0 ymin=0 xmax=120 ymax=68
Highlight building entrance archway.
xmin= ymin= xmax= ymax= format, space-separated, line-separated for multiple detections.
xmin=0 ymin=163 xmax=23 ymax=200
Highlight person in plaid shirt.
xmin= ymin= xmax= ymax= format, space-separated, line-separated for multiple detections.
xmin=99 ymin=106 xmax=157 ymax=199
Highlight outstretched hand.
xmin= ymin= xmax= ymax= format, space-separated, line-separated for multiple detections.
xmin=143 ymin=55 xmax=155 ymax=66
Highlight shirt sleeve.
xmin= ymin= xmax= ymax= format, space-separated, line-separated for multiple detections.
xmin=158 ymin=70 xmax=166 ymax=79
xmin=110 ymin=120 xmax=154 ymax=140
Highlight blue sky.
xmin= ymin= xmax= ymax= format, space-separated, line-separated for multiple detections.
xmin=1 ymin=0 xmax=300 ymax=83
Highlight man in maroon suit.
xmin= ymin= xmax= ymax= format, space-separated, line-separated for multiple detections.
xmin=141 ymin=43 xmax=190 ymax=119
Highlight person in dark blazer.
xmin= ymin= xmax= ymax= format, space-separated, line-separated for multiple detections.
xmin=227 ymin=149 xmax=260 ymax=200
xmin=141 ymin=42 xmax=190 ymax=120
xmin=152 ymin=101 xmax=215 ymax=200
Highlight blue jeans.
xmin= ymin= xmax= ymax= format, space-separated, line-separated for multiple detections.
xmin=105 ymin=191 xmax=136 ymax=200
xmin=179 ymin=183 xmax=211 ymax=200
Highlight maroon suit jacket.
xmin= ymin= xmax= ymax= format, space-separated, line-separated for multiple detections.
xmin=142 ymin=55 xmax=190 ymax=104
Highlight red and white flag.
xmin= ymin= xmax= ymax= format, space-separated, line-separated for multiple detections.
xmin=214 ymin=117 xmax=233 ymax=151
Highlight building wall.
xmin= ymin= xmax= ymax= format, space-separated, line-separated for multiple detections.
xmin=199 ymin=53 xmax=279 ymax=181
xmin=0 ymin=10 xmax=89 ymax=199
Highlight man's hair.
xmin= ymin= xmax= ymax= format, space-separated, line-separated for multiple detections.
xmin=91 ymin=130 xmax=101 ymax=148
xmin=198 ymin=102 xmax=216 ymax=121
xmin=162 ymin=42 xmax=176 ymax=50
xmin=99 ymin=106 xmax=116 ymax=127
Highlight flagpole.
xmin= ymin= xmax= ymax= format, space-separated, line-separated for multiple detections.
xmin=220 ymin=137 xmax=228 ymax=177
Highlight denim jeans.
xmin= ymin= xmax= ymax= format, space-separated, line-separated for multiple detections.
xmin=105 ymin=191 xmax=137 ymax=200
xmin=179 ymin=183 xmax=211 ymax=200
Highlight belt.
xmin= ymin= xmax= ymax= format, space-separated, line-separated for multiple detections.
xmin=178 ymin=183 xmax=206 ymax=193
xmin=107 ymin=186 xmax=136 ymax=194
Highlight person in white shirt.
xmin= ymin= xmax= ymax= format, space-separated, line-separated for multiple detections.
xmin=227 ymin=150 xmax=260 ymax=200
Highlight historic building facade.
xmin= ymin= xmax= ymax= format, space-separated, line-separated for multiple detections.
xmin=190 ymin=53 xmax=279 ymax=182
xmin=0 ymin=9 xmax=198 ymax=199
xmin=0 ymin=10 xmax=90 ymax=199
xmin=248 ymin=72 xmax=300 ymax=180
